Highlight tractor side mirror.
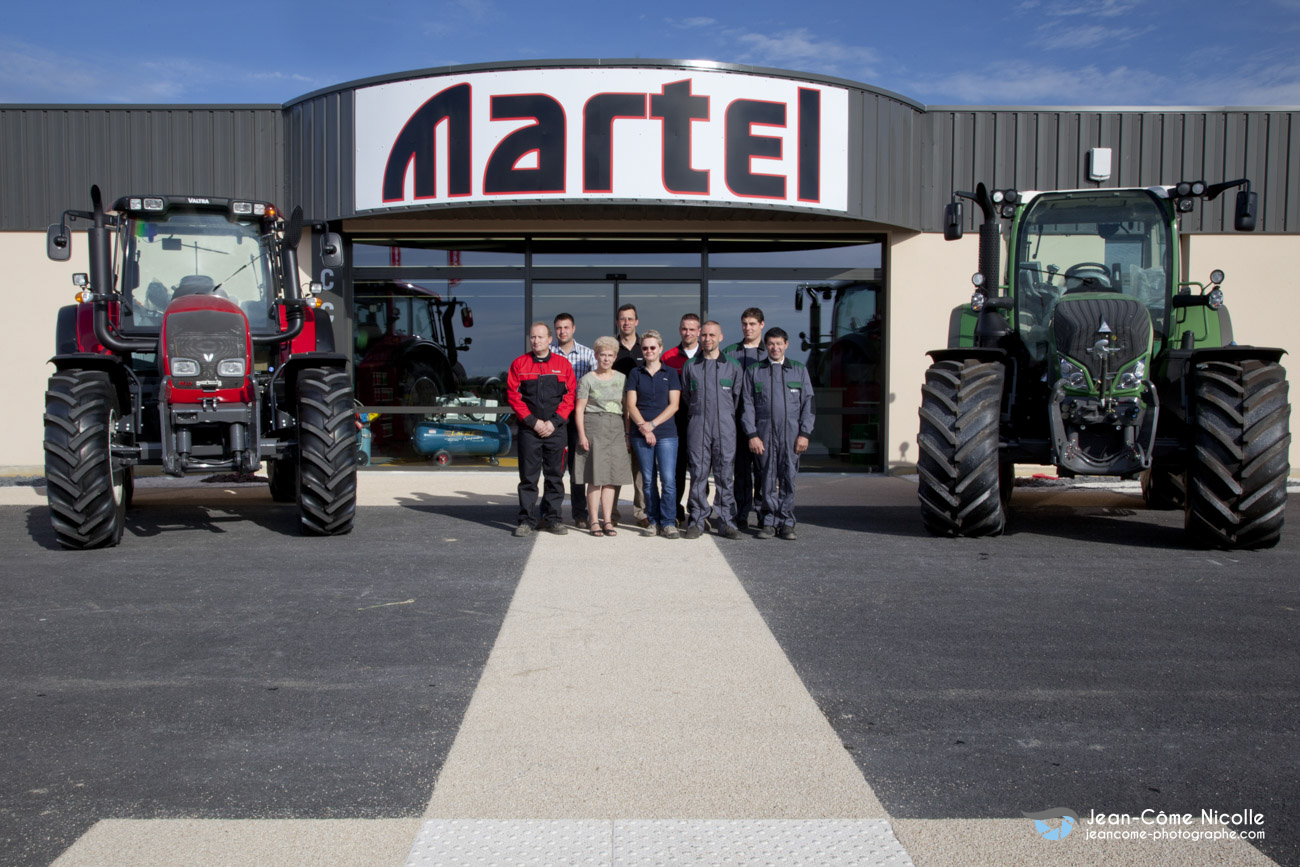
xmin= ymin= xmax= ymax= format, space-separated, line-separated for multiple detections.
xmin=794 ymin=288 xmax=804 ymax=311
xmin=47 ymin=223 xmax=71 ymax=261
xmin=1234 ymin=190 xmax=1257 ymax=232
xmin=320 ymin=232 xmax=344 ymax=268
xmin=461 ymin=305 xmax=474 ymax=328
xmin=943 ymin=202 xmax=964 ymax=241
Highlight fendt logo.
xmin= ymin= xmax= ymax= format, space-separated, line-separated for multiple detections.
xmin=354 ymin=67 xmax=849 ymax=213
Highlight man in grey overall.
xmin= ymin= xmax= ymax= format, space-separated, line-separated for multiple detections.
xmin=740 ymin=327 xmax=815 ymax=540
xmin=682 ymin=320 xmax=743 ymax=540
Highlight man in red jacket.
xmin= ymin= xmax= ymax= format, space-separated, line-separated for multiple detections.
xmin=507 ymin=322 xmax=577 ymax=536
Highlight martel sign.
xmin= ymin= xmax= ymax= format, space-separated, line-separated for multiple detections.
xmin=354 ymin=67 xmax=849 ymax=213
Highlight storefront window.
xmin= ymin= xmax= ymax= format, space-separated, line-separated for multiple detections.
xmin=345 ymin=235 xmax=884 ymax=471
xmin=352 ymin=240 xmax=525 ymax=267
xmin=708 ymin=277 xmax=884 ymax=470
xmin=353 ymin=279 xmax=522 ymax=466
xmin=708 ymin=240 xmax=881 ymax=268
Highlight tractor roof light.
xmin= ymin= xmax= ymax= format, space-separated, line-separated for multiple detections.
xmin=971 ymin=272 xmax=986 ymax=288
xmin=232 ymin=201 xmax=253 ymax=215
xmin=128 ymin=197 xmax=143 ymax=210
xmin=142 ymin=197 xmax=164 ymax=211
xmin=72 ymin=273 xmax=89 ymax=288
xmin=1210 ymin=269 xmax=1225 ymax=285
xmin=971 ymin=292 xmax=986 ymax=311
xmin=1191 ymin=180 xmax=1207 ymax=196
xmin=1207 ymin=287 xmax=1224 ymax=310
xmin=1177 ymin=197 xmax=1196 ymax=212
xmin=1175 ymin=182 xmax=1192 ymax=197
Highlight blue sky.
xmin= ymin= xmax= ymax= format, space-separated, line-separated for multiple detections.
xmin=2 ymin=0 xmax=1299 ymax=106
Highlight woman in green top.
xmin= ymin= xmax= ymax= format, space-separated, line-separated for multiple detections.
xmin=574 ymin=336 xmax=634 ymax=535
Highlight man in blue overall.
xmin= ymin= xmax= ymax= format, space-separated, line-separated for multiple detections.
xmin=682 ymin=320 xmax=743 ymax=540
xmin=740 ymin=327 xmax=815 ymax=540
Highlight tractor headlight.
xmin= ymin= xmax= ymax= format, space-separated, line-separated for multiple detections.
xmin=1060 ymin=357 xmax=1088 ymax=389
xmin=1117 ymin=360 xmax=1146 ymax=390
xmin=170 ymin=358 xmax=200 ymax=377
xmin=217 ymin=358 xmax=247 ymax=377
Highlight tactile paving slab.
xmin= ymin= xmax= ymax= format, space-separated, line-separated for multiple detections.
xmin=405 ymin=819 xmax=913 ymax=866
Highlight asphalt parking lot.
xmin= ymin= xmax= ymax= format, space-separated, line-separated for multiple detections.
xmin=0 ymin=472 xmax=1296 ymax=866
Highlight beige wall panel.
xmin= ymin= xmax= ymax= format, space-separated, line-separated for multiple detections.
xmin=3 ymin=232 xmax=82 ymax=469
xmin=1186 ymin=233 xmax=1300 ymax=470
xmin=885 ymin=231 xmax=982 ymax=470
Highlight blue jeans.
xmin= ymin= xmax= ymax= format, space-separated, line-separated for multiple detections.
xmin=630 ymin=436 xmax=678 ymax=528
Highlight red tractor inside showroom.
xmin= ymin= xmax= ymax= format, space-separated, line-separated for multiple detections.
xmin=44 ymin=186 xmax=357 ymax=548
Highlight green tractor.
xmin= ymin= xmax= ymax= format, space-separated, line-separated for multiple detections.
xmin=918 ymin=180 xmax=1290 ymax=548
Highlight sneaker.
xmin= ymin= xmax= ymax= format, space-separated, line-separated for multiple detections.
xmin=755 ymin=525 xmax=775 ymax=539
xmin=660 ymin=525 xmax=680 ymax=539
xmin=543 ymin=521 xmax=569 ymax=536
xmin=513 ymin=524 xmax=534 ymax=538
xmin=682 ymin=525 xmax=703 ymax=540
xmin=721 ymin=525 xmax=742 ymax=540
xmin=778 ymin=526 xmax=798 ymax=541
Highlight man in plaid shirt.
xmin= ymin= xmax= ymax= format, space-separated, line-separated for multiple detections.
xmin=551 ymin=313 xmax=598 ymax=528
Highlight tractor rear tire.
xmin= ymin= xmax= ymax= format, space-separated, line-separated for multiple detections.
xmin=1185 ymin=359 xmax=1290 ymax=549
xmin=917 ymin=358 xmax=1006 ymax=537
xmin=43 ymin=370 xmax=127 ymax=549
xmin=296 ymin=367 xmax=358 ymax=535
xmin=267 ymin=457 xmax=298 ymax=503
xmin=1141 ymin=464 xmax=1184 ymax=510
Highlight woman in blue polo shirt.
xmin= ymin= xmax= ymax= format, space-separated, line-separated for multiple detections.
xmin=625 ymin=330 xmax=681 ymax=538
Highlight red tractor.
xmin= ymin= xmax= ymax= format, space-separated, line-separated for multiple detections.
xmin=44 ymin=186 xmax=357 ymax=548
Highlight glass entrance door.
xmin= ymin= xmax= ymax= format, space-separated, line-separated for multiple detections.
xmin=532 ymin=281 xmax=702 ymax=347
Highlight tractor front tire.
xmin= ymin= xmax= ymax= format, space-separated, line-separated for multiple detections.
xmin=918 ymin=358 xmax=1007 ymax=537
xmin=1185 ymin=359 xmax=1290 ymax=549
xmin=296 ymin=367 xmax=358 ymax=535
xmin=43 ymin=370 xmax=127 ymax=549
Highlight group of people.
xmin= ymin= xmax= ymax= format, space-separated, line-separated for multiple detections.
xmin=505 ymin=305 xmax=815 ymax=541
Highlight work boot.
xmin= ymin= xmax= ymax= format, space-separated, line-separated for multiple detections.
xmin=543 ymin=521 xmax=568 ymax=535
xmin=720 ymin=525 xmax=742 ymax=540
xmin=755 ymin=525 xmax=775 ymax=540
xmin=778 ymin=525 xmax=798 ymax=541
xmin=682 ymin=525 xmax=702 ymax=540
xmin=513 ymin=524 xmax=534 ymax=538
xmin=574 ymin=518 xmax=588 ymax=530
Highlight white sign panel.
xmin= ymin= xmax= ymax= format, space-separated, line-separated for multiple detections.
xmin=354 ymin=67 xmax=849 ymax=213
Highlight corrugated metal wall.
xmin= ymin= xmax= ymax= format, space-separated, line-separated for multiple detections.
xmin=2 ymin=94 xmax=1295 ymax=235
xmin=0 ymin=106 xmax=284 ymax=229
xmin=922 ymin=109 xmax=1299 ymax=233
xmin=284 ymin=91 xmax=355 ymax=224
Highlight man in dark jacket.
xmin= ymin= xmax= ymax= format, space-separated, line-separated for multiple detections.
xmin=740 ymin=327 xmax=815 ymax=540
xmin=507 ymin=322 xmax=576 ymax=536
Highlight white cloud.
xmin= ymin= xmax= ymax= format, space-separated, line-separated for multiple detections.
xmin=901 ymin=54 xmax=1300 ymax=106
xmin=667 ymin=16 xmax=717 ymax=29
xmin=730 ymin=27 xmax=879 ymax=78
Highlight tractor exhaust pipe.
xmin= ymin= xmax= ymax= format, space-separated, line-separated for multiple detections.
xmin=86 ymin=186 xmax=154 ymax=354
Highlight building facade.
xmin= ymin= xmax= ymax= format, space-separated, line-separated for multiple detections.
xmin=3 ymin=60 xmax=1297 ymax=471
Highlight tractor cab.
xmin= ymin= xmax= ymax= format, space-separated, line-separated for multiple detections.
xmin=116 ymin=198 xmax=282 ymax=334
xmin=1010 ymin=189 xmax=1173 ymax=366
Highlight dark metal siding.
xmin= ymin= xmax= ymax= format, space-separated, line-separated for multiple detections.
xmin=3 ymin=88 xmax=1296 ymax=237
xmin=922 ymin=108 xmax=1299 ymax=234
xmin=0 ymin=106 xmax=283 ymax=229
xmin=285 ymin=90 xmax=354 ymax=224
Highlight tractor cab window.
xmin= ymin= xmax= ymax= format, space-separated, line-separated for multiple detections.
xmin=1013 ymin=190 xmax=1171 ymax=361
xmin=118 ymin=209 xmax=276 ymax=333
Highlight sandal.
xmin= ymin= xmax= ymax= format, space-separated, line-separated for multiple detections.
xmin=603 ymin=521 xmax=618 ymax=536
xmin=590 ymin=524 xmax=605 ymax=537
